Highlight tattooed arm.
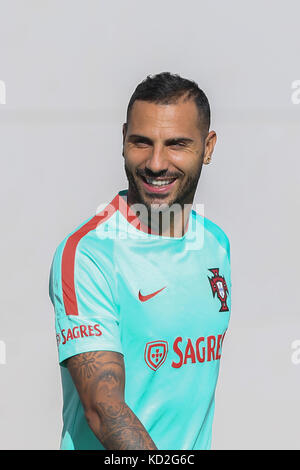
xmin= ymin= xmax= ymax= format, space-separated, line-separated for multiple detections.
xmin=67 ymin=351 xmax=157 ymax=450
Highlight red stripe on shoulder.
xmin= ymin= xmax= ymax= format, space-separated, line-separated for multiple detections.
xmin=61 ymin=198 xmax=117 ymax=316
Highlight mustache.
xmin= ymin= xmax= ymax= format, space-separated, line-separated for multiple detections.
xmin=136 ymin=169 xmax=181 ymax=179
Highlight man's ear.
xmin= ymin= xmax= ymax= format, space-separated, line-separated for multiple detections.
xmin=203 ymin=131 xmax=217 ymax=165
xmin=122 ymin=123 xmax=127 ymax=158
xmin=122 ymin=123 xmax=127 ymax=144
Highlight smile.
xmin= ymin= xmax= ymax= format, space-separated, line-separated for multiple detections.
xmin=140 ymin=176 xmax=178 ymax=194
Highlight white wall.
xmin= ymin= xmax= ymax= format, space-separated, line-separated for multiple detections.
xmin=0 ymin=0 xmax=299 ymax=449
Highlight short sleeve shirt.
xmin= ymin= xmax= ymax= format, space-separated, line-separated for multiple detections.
xmin=49 ymin=189 xmax=231 ymax=450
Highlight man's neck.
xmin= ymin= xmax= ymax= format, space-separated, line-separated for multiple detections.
xmin=123 ymin=189 xmax=192 ymax=238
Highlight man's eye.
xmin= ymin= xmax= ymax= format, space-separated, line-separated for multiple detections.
xmin=134 ymin=142 xmax=149 ymax=147
xmin=171 ymin=142 xmax=185 ymax=148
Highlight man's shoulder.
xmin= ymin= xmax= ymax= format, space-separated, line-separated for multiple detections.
xmin=52 ymin=209 xmax=117 ymax=267
xmin=191 ymin=209 xmax=230 ymax=259
xmin=49 ymin=209 xmax=118 ymax=306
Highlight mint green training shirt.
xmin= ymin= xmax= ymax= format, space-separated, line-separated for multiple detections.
xmin=49 ymin=189 xmax=231 ymax=450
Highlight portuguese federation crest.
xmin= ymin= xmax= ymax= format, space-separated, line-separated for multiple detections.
xmin=208 ymin=268 xmax=229 ymax=312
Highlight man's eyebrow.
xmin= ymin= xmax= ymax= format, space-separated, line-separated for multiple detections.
xmin=127 ymin=134 xmax=194 ymax=145
xmin=165 ymin=137 xmax=194 ymax=145
xmin=127 ymin=134 xmax=152 ymax=144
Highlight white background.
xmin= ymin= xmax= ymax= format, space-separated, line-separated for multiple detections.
xmin=0 ymin=0 xmax=299 ymax=449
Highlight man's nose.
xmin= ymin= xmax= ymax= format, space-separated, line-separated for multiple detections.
xmin=145 ymin=145 xmax=168 ymax=173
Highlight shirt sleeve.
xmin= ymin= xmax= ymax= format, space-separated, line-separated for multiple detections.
xmin=49 ymin=236 xmax=123 ymax=367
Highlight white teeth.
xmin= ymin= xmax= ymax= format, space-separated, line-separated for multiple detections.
xmin=145 ymin=178 xmax=175 ymax=186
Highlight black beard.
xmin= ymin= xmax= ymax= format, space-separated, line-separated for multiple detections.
xmin=124 ymin=160 xmax=202 ymax=232
xmin=123 ymin=159 xmax=203 ymax=236
xmin=124 ymin=161 xmax=202 ymax=213
xmin=124 ymin=162 xmax=144 ymax=205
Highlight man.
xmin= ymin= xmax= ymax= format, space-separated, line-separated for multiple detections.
xmin=49 ymin=72 xmax=231 ymax=450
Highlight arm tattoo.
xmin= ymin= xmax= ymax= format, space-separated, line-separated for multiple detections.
xmin=67 ymin=351 xmax=157 ymax=450
xmin=67 ymin=351 xmax=108 ymax=393
xmin=96 ymin=401 xmax=156 ymax=450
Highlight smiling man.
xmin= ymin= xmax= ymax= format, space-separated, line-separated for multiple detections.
xmin=49 ymin=72 xmax=231 ymax=450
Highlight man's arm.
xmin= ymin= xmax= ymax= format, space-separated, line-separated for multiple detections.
xmin=67 ymin=350 xmax=157 ymax=450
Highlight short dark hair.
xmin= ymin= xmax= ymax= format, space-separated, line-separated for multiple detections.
xmin=126 ymin=72 xmax=211 ymax=133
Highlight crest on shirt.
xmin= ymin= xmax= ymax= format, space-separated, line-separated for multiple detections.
xmin=208 ymin=268 xmax=229 ymax=312
xmin=144 ymin=340 xmax=168 ymax=371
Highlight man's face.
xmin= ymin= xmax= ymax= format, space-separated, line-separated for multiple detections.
xmin=122 ymin=97 xmax=216 ymax=211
